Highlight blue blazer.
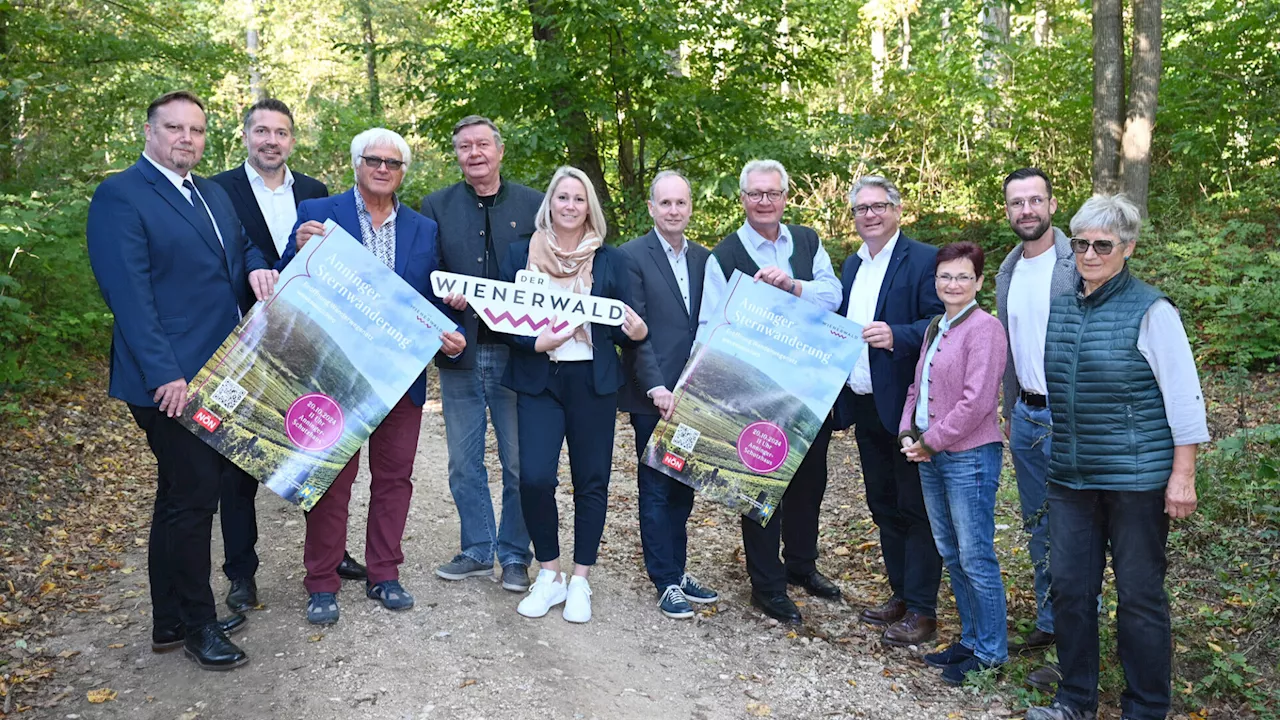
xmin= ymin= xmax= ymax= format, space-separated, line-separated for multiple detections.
xmin=499 ymin=241 xmax=643 ymax=396
xmin=830 ymin=234 xmax=943 ymax=434
xmin=87 ymin=156 xmax=268 ymax=407
xmin=277 ymin=188 xmax=456 ymax=407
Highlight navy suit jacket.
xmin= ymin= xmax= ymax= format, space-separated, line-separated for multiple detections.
xmin=499 ymin=241 xmax=643 ymax=397
xmin=211 ymin=164 xmax=328 ymax=271
xmin=277 ymin=188 xmax=456 ymax=407
xmin=87 ymin=156 xmax=268 ymax=407
xmin=831 ymin=233 xmax=943 ymax=434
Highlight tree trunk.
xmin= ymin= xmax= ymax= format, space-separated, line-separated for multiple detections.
xmin=0 ymin=5 xmax=13 ymax=183
xmin=358 ymin=0 xmax=380 ymax=116
xmin=978 ymin=0 xmax=1010 ymax=85
xmin=901 ymin=14 xmax=911 ymax=69
xmin=1091 ymin=0 xmax=1124 ymax=194
xmin=870 ymin=25 xmax=886 ymax=94
xmin=940 ymin=8 xmax=952 ymax=52
xmin=1034 ymin=0 xmax=1052 ymax=47
xmin=1120 ymin=0 xmax=1161 ymax=216
xmin=246 ymin=0 xmax=264 ymax=101
xmin=527 ymin=0 xmax=616 ymax=238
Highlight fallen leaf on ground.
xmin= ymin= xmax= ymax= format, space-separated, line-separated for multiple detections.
xmin=746 ymin=701 xmax=771 ymax=716
xmin=86 ymin=687 xmax=117 ymax=703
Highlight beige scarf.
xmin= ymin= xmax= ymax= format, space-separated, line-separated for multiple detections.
xmin=526 ymin=229 xmax=603 ymax=346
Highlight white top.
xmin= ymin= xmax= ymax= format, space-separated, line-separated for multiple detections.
xmin=1007 ymin=247 xmax=1057 ymax=394
xmin=244 ymin=161 xmax=298 ymax=256
xmin=1138 ymin=299 xmax=1211 ymax=445
xmin=654 ymin=228 xmax=691 ymax=314
xmin=697 ymin=222 xmax=842 ymax=344
xmin=845 ymin=230 xmax=900 ymax=394
xmin=142 ymin=153 xmax=224 ymax=249
xmin=549 ymin=327 xmax=593 ymax=362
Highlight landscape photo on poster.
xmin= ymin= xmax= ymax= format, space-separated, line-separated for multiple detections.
xmin=177 ymin=220 xmax=454 ymax=510
xmin=641 ymin=270 xmax=863 ymax=526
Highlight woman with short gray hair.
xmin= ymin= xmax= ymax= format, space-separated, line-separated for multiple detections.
xmin=1026 ymin=194 xmax=1209 ymax=720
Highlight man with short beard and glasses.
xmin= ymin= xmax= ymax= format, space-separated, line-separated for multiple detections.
xmin=993 ymin=167 xmax=1079 ymax=688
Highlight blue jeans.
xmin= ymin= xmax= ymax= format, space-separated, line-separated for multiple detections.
xmin=919 ymin=442 xmax=1009 ymax=665
xmin=1010 ymin=398 xmax=1055 ymax=634
xmin=1048 ymin=484 xmax=1171 ymax=720
xmin=438 ymin=344 xmax=530 ymax=567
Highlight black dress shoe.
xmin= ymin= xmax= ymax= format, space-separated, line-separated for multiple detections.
xmin=152 ymin=614 xmax=248 ymax=653
xmin=226 ymin=577 xmax=258 ymax=613
xmin=336 ymin=551 xmax=368 ymax=581
xmin=183 ymin=623 xmax=248 ymax=671
xmin=1009 ymin=628 xmax=1057 ymax=655
xmin=785 ymin=569 xmax=843 ymax=600
xmin=750 ymin=590 xmax=802 ymax=624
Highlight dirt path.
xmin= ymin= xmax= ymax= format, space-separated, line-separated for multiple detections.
xmin=45 ymin=401 xmax=1006 ymax=720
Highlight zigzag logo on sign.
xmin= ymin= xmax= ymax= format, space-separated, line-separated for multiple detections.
xmin=430 ymin=269 xmax=626 ymax=337
xmin=482 ymin=309 xmax=572 ymax=334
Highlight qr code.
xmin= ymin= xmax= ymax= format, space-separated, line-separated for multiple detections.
xmin=210 ymin=376 xmax=248 ymax=412
xmin=671 ymin=423 xmax=701 ymax=453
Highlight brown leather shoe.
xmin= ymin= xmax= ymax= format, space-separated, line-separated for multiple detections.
xmin=881 ymin=611 xmax=937 ymax=647
xmin=859 ymin=596 xmax=906 ymax=626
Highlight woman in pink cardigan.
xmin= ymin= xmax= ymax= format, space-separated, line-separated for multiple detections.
xmin=898 ymin=241 xmax=1009 ymax=686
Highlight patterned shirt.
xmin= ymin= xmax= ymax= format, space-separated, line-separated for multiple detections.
xmin=354 ymin=187 xmax=398 ymax=270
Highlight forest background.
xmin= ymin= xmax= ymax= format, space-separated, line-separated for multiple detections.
xmin=0 ymin=0 xmax=1277 ymax=714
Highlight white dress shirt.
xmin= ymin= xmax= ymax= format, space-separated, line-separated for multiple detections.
xmin=142 ymin=153 xmax=225 ymax=249
xmin=654 ymin=228 xmax=691 ymax=314
xmin=697 ymin=222 xmax=842 ymax=344
xmin=1138 ymin=299 xmax=1211 ymax=445
xmin=244 ymin=161 xmax=298 ymax=257
xmin=845 ymin=230 xmax=900 ymax=394
xmin=1006 ymin=247 xmax=1057 ymax=395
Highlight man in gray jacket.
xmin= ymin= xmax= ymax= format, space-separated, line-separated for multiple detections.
xmin=421 ymin=116 xmax=543 ymax=592
xmin=994 ymin=168 xmax=1079 ymax=678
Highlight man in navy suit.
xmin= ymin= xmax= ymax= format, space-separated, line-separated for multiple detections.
xmin=279 ymin=128 xmax=465 ymax=626
xmin=210 ymin=99 xmax=362 ymax=614
xmin=87 ymin=91 xmax=279 ymax=670
xmin=831 ymin=174 xmax=944 ymax=647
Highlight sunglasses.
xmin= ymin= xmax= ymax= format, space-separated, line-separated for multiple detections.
xmin=1069 ymin=237 xmax=1122 ymax=255
xmin=360 ymin=155 xmax=406 ymax=171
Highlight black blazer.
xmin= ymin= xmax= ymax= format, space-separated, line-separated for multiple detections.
xmin=830 ymin=233 xmax=943 ymax=434
xmin=211 ymin=164 xmax=328 ymax=270
xmin=617 ymin=230 xmax=709 ymax=414
xmin=499 ymin=240 xmax=643 ymax=396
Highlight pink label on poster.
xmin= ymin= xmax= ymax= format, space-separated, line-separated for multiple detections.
xmin=736 ymin=421 xmax=788 ymax=473
xmin=285 ymin=393 xmax=344 ymax=451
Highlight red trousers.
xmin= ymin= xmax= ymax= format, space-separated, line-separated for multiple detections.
xmin=303 ymin=394 xmax=421 ymax=594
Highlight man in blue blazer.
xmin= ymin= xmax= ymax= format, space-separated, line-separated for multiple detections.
xmin=830 ymin=175 xmax=945 ymax=646
xmin=87 ymin=91 xmax=278 ymax=671
xmin=278 ymin=128 xmax=465 ymax=626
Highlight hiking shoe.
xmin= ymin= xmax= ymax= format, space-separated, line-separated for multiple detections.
xmin=501 ymin=563 xmax=530 ymax=592
xmin=306 ymin=592 xmax=339 ymax=625
xmin=563 ymin=575 xmax=592 ymax=623
xmin=679 ymin=572 xmax=719 ymax=604
xmin=517 ymin=569 xmax=567 ymax=618
xmin=658 ymin=585 xmax=695 ymax=619
xmin=366 ymin=580 xmax=414 ymax=610
xmin=1025 ymin=702 xmax=1096 ymax=720
xmin=436 ymin=554 xmax=494 ymax=581
xmin=923 ymin=642 xmax=974 ymax=668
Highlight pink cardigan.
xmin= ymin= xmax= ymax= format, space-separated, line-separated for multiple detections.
xmin=898 ymin=306 xmax=1008 ymax=454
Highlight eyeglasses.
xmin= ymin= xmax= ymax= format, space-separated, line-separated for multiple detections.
xmin=361 ymin=155 xmax=406 ymax=171
xmin=1070 ymin=237 xmax=1121 ymax=255
xmin=1006 ymin=196 xmax=1049 ymax=210
xmin=935 ymin=273 xmax=977 ymax=285
xmin=852 ymin=202 xmax=895 ymax=217
xmin=744 ymin=190 xmax=784 ymax=203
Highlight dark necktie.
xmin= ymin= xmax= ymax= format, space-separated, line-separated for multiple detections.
xmin=182 ymin=178 xmax=224 ymax=250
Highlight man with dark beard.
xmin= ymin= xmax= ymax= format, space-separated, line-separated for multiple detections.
xmin=993 ymin=168 xmax=1079 ymax=687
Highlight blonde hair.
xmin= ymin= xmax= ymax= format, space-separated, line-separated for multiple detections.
xmin=535 ymin=166 xmax=608 ymax=240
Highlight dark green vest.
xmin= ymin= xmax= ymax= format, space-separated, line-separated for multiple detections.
xmin=1044 ymin=267 xmax=1174 ymax=491
xmin=711 ymin=225 xmax=818 ymax=282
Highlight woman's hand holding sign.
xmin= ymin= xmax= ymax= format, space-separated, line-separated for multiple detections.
xmin=622 ymin=305 xmax=648 ymax=342
xmin=534 ymin=315 xmax=577 ymax=353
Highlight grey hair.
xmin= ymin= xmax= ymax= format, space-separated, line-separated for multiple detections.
xmin=1069 ymin=194 xmax=1142 ymax=244
xmin=649 ymin=170 xmax=692 ymax=202
xmin=535 ymin=166 xmax=609 ymax=240
xmin=451 ymin=115 xmax=503 ymax=147
xmin=350 ymin=128 xmax=412 ymax=173
xmin=848 ymin=175 xmax=901 ymax=206
xmin=738 ymin=160 xmax=789 ymax=194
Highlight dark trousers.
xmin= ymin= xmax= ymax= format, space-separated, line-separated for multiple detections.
xmin=303 ymin=394 xmax=421 ymax=594
xmin=741 ymin=419 xmax=834 ymax=593
xmin=129 ymin=405 xmax=222 ymax=631
xmin=219 ymin=466 xmax=259 ymax=581
xmin=631 ymin=412 xmax=695 ymax=591
xmin=850 ymin=392 xmax=941 ymax=616
xmin=1048 ymin=483 xmax=1171 ymax=720
xmin=517 ymin=361 xmax=617 ymax=567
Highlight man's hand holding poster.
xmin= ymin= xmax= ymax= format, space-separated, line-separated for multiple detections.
xmin=177 ymin=220 xmax=456 ymax=510
xmin=642 ymin=270 xmax=864 ymax=526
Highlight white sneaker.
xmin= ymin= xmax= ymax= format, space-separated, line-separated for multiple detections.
xmin=517 ymin=569 xmax=567 ymax=618
xmin=563 ymin=575 xmax=593 ymax=623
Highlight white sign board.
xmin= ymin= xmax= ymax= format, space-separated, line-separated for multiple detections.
xmin=429 ymin=270 xmax=626 ymax=337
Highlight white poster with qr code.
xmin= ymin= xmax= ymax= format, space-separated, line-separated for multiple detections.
xmin=210 ymin=377 xmax=249 ymax=412
xmin=670 ymin=424 xmax=701 ymax=453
